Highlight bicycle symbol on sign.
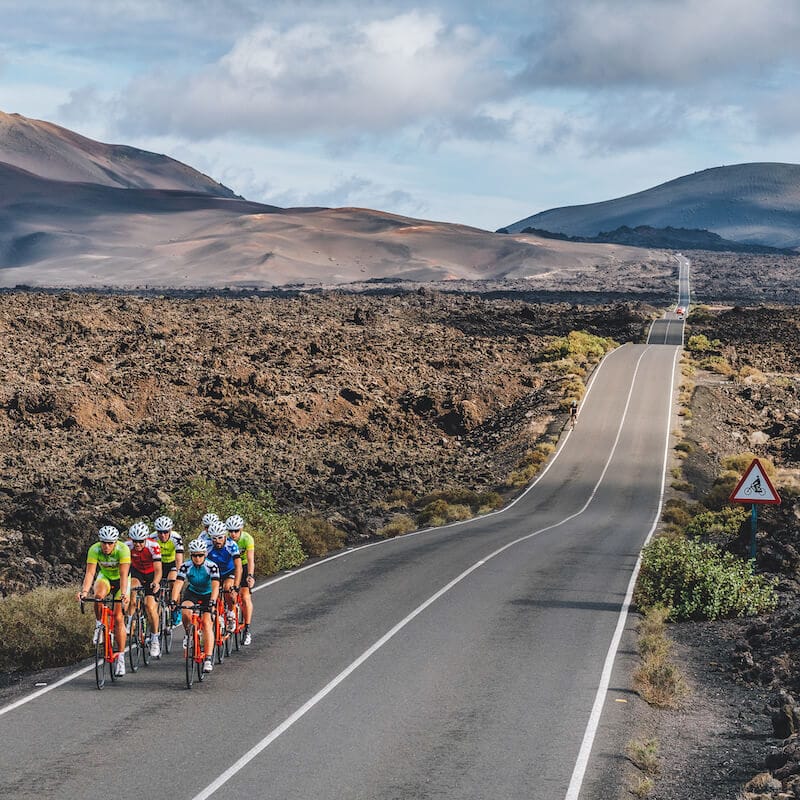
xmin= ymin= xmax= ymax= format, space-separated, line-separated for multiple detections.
xmin=744 ymin=477 xmax=765 ymax=497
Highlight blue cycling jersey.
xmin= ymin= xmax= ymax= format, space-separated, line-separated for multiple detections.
xmin=205 ymin=538 xmax=241 ymax=577
xmin=177 ymin=560 xmax=220 ymax=595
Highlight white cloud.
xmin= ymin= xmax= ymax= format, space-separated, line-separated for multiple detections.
xmin=115 ymin=11 xmax=506 ymax=141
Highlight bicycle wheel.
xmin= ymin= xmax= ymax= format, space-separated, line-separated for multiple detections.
xmin=141 ymin=613 xmax=150 ymax=667
xmin=160 ymin=603 xmax=173 ymax=654
xmin=94 ymin=625 xmax=108 ymax=690
xmin=215 ymin=614 xmax=225 ymax=665
xmin=233 ymin=600 xmax=242 ymax=652
xmin=185 ymin=623 xmax=195 ymax=689
xmin=196 ymin=631 xmax=205 ymax=683
xmin=128 ymin=611 xmax=142 ymax=672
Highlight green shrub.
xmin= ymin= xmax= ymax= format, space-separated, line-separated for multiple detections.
xmin=169 ymin=477 xmax=305 ymax=575
xmin=686 ymin=334 xmax=720 ymax=353
xmin=0 ymin=587 xmax=93 ymax=672
xmin=685 ymin=506 xmax=747 ymax=543
xmin=415 ymin=488 xmax=503 ymax=514
xmin=378 ymin=514 xmax=417 ymax=537
xmin=291 ymin=514 xmax=347 ymax=558
xmin=635 ymin=536 xmax=778 ymax=621
xmin=542 ymin=330 xmax=617 ymax=362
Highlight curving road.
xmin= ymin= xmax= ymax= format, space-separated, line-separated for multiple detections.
xmin=0 ymin=262 xmax=687 ymax=800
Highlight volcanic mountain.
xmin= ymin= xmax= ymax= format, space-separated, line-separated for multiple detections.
xmin=0 ymin=111 xmax=671 ymax=288
xmin=503 ymin=163 xmax=800 ymax=250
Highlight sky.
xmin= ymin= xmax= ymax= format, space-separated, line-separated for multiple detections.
xmin=2 ymin=0 xmax=800 ymax=231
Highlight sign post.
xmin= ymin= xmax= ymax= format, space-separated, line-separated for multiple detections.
xmin=729 ymin=458 xmax=781 ymax=559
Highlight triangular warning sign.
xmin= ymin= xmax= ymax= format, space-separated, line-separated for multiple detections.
xmin=729 ymin=458 xmax=781 ymax=505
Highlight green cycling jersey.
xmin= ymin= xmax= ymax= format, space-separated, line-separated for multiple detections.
xmin=86 ymin=541 xmax=131 ymax=581
xmin=151 ymin=532 xmax=183 ymax=565
xmin=234 ymin=531 xmax=255 ymax=567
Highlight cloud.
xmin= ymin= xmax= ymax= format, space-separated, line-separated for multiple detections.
xmin=518 ymin=0 xmax=800 ymax=89
xmin=269 ymin=174 xmax=427 ymax=217
xmin=114 ymin=11 xmax=506 ymax=142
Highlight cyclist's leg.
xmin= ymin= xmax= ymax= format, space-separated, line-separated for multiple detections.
xmin=144 ymin=587 xmax=159 ymax=635
xmin=240 ymin=585 xmax=253 ymax=625
xmin=222 ymin=576 xmax=235 ymax=611
xmin=201 ymin=609 xmax=214 ymax=659
xmin=112 ymin=583 xmax=127 ymax=651
xmin=92 ymin=575 xmax=110 ymax=621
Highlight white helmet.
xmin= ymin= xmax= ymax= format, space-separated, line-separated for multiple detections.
xmin=98 ymin=525 xmax=120 ymax=542
xmin=208 ymin=520 xmax=227 ymax=538
xmin=128 ymin=522 xmax=149 ymax=541
xmin=225 ymin=514 xmax=244 ymax=532
xmin=154 ymin=515 xmax=173 ymax=532
xmin=188 ymin=538 xmax=208 ymax=554
xmin=202 ymin=513 xmax=219 ymax=527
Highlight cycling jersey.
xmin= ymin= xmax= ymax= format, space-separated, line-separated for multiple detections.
xmin=233 ymin=531 xmax=255 ymax=568
xmin=86 ymin=541 xmax=131 ymax=581
xmin=127 ymin=538 xmax=161 ymax=575
xmin=176 ymin=560 xmax=220 ymax=595
xmin=205 ymin=538 xmax=241 ymax=577
xmin=150 ymin=532 xmax=183 ymax=564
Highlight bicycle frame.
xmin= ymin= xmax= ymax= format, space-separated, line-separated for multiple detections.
xmin=81 ymin=597 xmax=125 ymax=690
xmin=181 ymin=603 xmax=208 ymax=689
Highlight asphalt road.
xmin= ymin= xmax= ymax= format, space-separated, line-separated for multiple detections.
xmin=0 ymin=280 xmax=685 ymax=800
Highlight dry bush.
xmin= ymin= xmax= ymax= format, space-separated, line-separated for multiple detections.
xmin=292 ymin=514 xmax=348 ymax=557
xmin=378 ymin=514 xmax=416 ymax=538
xmin=0 ymin=586 xmax=93 ymax=672
xmin=626 ymin=737 xmax=660 ymax=776
xmin=633 ymin=654 xmax=688 ymax=709
xmin=417 ymin=500 xmax=473 ymax=527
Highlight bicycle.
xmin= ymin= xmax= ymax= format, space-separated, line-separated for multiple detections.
xmin=179 ymin=602 xmax=207 ymax=689
xmin=157 ymin=578 xmax=175 ymax=654
xmin=127 ymin=586 xmax=151 ymax=672
xmin=213 ymin=591 xmax=235 ymax=664
xmin=80 ymin=596 xmax=126 ymax=690
xmin=231 ymin=589 xmax=245 ymax=652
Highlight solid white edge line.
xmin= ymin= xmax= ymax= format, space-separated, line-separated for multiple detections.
xmin=0 ymin=337 xmax=633 ymax=717
xmin=188 ymin=347 xmax=653 ymax=800
xmin=563 ymin=343 xmax=680 ymax=800
xmin=0 ymin=663 xmax=95 ymax=718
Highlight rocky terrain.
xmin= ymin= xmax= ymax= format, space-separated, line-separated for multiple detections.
xmin=639 ymin=305 xmax=800 ymax=800
xmin=0 ymin=290 xmax=655 ymax=595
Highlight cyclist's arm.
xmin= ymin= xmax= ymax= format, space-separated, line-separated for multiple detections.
xmin=233 ymin=553 xmax=242 ymax=587
xmin=171 ymin=572 xmax=185 ymax=604
xmin=119 ymin=562 xmax=131 ymax=600
xmin=174 ymin=547 xmax=184 ymax=570
xmin=209 ymin=576 xmax=220 ymax=605
xmin=245 ymin=546 xmax=255 ymax=583
xmin=151 ymin=560 xmax=162 ymax=589
xmin=78 ymin=562 xmax=96 ymax=600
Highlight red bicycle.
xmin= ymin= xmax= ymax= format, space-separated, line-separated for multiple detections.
xmin=81 ymin=596 xmax=126 ymax=690
xmin=213 ymin=590 xmax=237 ymax=664
xmin=180 ymin=602 xmax=207 ymax=689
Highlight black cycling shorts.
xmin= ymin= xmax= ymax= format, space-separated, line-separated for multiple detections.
xmin=183 ymin=589 xmax=214 ymax=614
xmin=130 ymin=566 xmax=158 ymax=596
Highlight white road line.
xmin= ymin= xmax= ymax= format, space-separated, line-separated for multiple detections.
xmin=189 ymin=346 xmax=654 ymax=800
xmin=0 ymin=340 xmax=628 ymax=717
xmin=0 ymin=664 xmax=94 ymax=718
xmin=563 ymin=344 xmax=681 ymax=800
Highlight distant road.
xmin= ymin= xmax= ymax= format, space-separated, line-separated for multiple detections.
xmin=0 ymin=273 xmax=686 ymax=800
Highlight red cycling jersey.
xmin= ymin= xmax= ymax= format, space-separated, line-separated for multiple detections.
xmin=127 ymin=539 xmax=162 ymax=575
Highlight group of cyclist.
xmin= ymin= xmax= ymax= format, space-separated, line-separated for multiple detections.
xmin=77 ymin=512 xmax=255 ymax=677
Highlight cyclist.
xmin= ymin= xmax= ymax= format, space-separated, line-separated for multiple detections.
xmin=151 ymin=515 xmax=184 ymax=624
xmin=225 ymin=514 xmax=255 ymax=645
xmin=127 ymin=522 xmax=163 ymax=658
xmin=569 ymin=399 xmax=578 ymax=428
xmin=199 ymin=512 xmax=219 ymax=539
xmin=77 ymin=526 xmax=131 ymax=677
xmin=205 ymin=520 xmax=242 ymax=633
xmin=172 ymin=538 xmax=220 ymax=674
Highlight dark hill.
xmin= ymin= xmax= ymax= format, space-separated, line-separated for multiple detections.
xmin=503 ymin=163 xmax=800 ymax=249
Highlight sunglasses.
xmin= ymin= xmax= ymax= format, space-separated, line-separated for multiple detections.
xmin=191 ymin=553 xmax=205 ymax=558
